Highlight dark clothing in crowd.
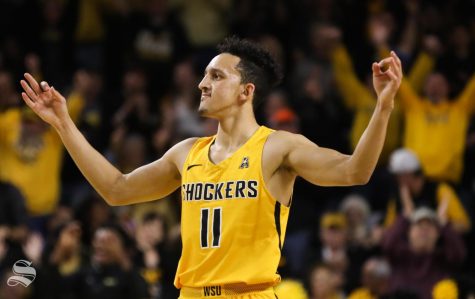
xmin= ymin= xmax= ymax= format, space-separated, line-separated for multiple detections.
xmin=34 ymin=263 xmax=148 ymax=299
xmin=0 ymin=182 xmax=28 ymax=271
xmin=0 ymin=182 xmax=27 ymax=227
xmin=382 ymin=216 xmax=466 ymax=299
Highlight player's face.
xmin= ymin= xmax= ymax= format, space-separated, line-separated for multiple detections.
xmin=198 ymin=54 xmax=244 ymax=118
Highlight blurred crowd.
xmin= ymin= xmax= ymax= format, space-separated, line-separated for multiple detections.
xmin=1 ymin=0 xmax=475 ymax=298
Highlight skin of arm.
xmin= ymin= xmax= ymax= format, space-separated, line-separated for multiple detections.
xmin=55 ymin=116 xmax=192 ymax=205
xmin=20 ymin=74 xmax=193 ymax=206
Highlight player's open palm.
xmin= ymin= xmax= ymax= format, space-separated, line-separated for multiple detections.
xmin=372 ymin=51 xmax=402 ymax=110
xmin=20 ymin=73 xmax=68 ymax=129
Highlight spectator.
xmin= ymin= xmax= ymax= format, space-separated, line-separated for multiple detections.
xmin=263 ymin=89 xmax=288 ymax=125
xmin=0 ymin=100 xmax=81 ymax=227
xmin=438 ymin=25 xmax=475 ymax=97
xmin=113 ymin=133 xmax=149 ymax=174
xmin=382 ymin=205 xmax=466 ymax=299
xmin=348 ymin=257 xmax=391 ymax=299
xmin=340 ymin=194 xmax=381 ymax=249
xmin=111 ymin=66 xmax=153 ymax=138
xmin=0 ymin=70 xmax=20 ymax=111
xmin=2 ymin=1 xmax=475 ymax=295
xmin=307 ymin=263 xmax=345 ymax=299
xmin=291 ymin=24 xmax=349 ymax=151
xmin=35 ymin=224 xmax=148 ymax=299
xmin=62 ymin=68 xmax=106 ymax=206
xmin=71 ymin=0 xmax=129 ymax=71
xmin=38 ymin=0 xmax=74 ymax=89
xmin=0 ymin=181 xmax=28 ymax=272
xmin=134 ymin=212 xmax=179 ymax=299
xmin=129 ymin=0 xmax=189 ymax=98
xmin=397 ymin=68 xmax=475 ymax=184
xmin=305 ymin=212 xmax=373 ymax=293
xmin=384 ymin=148 xmax=471 ymax=233
xmin=33 ymin=221 xmax=85 ymax=299
xmin=268 ymin=107 xmax=300 ymax=134
xmin=171 ymin=0 xmax=231 ymax=50
xmin=168 ymin=59 xmax=204 ymax=138
xmin=74 ymin=193 xmax=115 ymax=246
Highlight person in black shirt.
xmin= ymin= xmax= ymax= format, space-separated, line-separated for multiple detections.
xmin=0 ymin=181 xmax=28 ymax=272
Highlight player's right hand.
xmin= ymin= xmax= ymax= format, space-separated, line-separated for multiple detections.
xmin=20 ymin=73 xmax=69 ymax=129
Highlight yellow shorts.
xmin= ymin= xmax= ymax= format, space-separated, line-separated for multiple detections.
xmin=178 ymin=284 xmax=277 ymax=299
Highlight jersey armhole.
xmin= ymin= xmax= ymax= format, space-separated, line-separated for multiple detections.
xmin=259 ymin=129 xmax=291 ymax=209
xmin=181 ymin=137 xmax=205 ymax=175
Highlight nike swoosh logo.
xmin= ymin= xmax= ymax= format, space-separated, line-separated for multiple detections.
xmin=186 ymin=164 xmax=203 ymax=171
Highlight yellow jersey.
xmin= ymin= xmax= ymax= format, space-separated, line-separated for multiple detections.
xmin=175 ymin=126 xmax=290 ymax=289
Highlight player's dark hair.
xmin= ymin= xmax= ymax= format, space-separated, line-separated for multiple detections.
xmin=217 ymin=36 xmax=282 ymax=108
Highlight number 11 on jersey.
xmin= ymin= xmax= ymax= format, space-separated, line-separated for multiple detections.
xmin=200 ymin=207 xmax=222 ymax=248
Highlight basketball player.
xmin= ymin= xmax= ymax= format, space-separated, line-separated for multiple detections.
xmin=20 ymin=37 xmax=402 ymax=298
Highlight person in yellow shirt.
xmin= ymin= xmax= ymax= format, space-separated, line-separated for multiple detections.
xmin=332 ymin=43 xmax=435 ymax=164
xmin=19 ymin=37 xmax=402 ymax=298
xmin=398 ymin=70 xmax=475 ymax=183
xmin=331 ymin=44 xmax=402 ymax=164
xmin=0 ymin=80 xmax=84 ymax=220
xmin=384 ymin=148 xmax=471 ymax=233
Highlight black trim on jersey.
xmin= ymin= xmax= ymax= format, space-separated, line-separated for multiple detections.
xmin=274 ymin=202 xmax=282 ymax=252
xmin=187 ymin=164 xmax=203 ymax=171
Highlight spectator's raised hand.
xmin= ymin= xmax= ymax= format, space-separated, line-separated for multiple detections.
xmin=437 ymin=197 xmax=450 ymax=226
xmin=20 ymin=73 xmax=69 ymax=129
xmin=368 ymin=14 xmax=393 ymax=48
xmin=399 ymin=184 xmax=414 ymax=218
xmin=23 ymin=232 xmax=44 ymax=265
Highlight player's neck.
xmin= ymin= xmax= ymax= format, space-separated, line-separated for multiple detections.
xmin=215 ymin=111 xmax=259 ymax=151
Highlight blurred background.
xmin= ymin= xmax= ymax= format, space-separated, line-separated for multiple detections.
xmin=0 ymin=0 xmax=475 ymax=298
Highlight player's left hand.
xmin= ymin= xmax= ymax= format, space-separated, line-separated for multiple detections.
xmin=372 ymin=51 xmax=402 ymax=111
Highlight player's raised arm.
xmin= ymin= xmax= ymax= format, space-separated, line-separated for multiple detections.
xmin=284 ymin=52 xmax=402 ymax=186
xmin=20 ymin=73 xmax=189 ymax=206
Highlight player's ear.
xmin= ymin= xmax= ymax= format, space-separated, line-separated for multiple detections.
xmin=239 ymin=83 xmax=255 ymax=102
